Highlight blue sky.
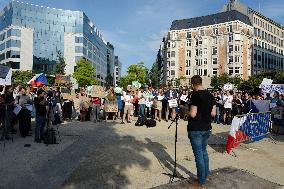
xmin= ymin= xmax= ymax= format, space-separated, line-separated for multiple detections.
xmin=1 ymin=0 xmax=284 ymax=75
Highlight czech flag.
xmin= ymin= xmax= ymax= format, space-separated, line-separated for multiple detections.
xmin=28 ymin=73 xmax=49 ymax=87
xmin=226 ymin=100 xmax=271 ymax=154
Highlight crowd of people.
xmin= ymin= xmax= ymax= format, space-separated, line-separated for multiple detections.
xmin=0 ymin=83 xmax=283 ymax=143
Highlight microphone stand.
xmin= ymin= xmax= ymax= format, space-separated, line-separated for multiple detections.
xmin=163 ymin=113 xmax=185 ymax=183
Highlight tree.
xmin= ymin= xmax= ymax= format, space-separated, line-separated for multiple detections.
xmin=12 ymin=70 xmax=34 ymax=86
xmin=55 ymin=50 xmax=66 ymax=75
xmin=73 ymin=58 xmax=98 ymax=87
xmin=120 ymin=62 xmax=149 ymax=89
xmin=149 ymin=63 xmax=160 ymax=88
xmin=105 ymin=74 xmax=114 ymax=88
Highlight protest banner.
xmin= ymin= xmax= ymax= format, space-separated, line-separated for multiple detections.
xmin=168 ymin=99 xmax=178 ymax=108
xmin=0 ymin=65 xmax=12 ymax=86
xmin=261 ymin=84 xmax=284 ymax=94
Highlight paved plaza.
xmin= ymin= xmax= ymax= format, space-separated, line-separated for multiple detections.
xmin=0 ymin=119 xmax=283 ymax=189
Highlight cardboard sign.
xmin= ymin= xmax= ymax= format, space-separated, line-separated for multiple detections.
xmin=261 ymin=84 xmax=284 ymax=94
xmin=168 ymin=99 xmax=178 ymax=108
xmin=92 ymin=85 xmax=105 ymax=97
xmin=54 ymin=74 xmax=71 ymax=87
xmin=127 ymin=85 xmax=138 ymax=92
xmin=259 ymin=78 xmax=273 ymax=88
xmin=157 ymin=95 xmax=164 ymax=101
xmin=104 ymin=101 xmax=118 ymax=112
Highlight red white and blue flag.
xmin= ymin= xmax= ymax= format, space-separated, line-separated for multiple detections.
xmin=226 ymin=100 xmax=271 ymax=154
xmin=28 ymin=73 xmax=49 ymax=87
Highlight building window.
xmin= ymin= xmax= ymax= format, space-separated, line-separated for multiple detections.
xmin=198 ymin=39 xmax=202 ymax=45
xmin=75 ymin=36 xmax=83 ymax=43
xmin=199 ymin=49 xmax=203 ymax=55
xmin=171 ymin=51 xmax=175 ymax=57
xmin=203 ymin=48 xmax=207 ymax=55
xmin=229 ymin=67 xmax=233 ymax=75
xmin=171 ymin=61 xmax=175 ymax=66
xmin=171 ymin=70 xmax=175 ymax=76
xmin=75 ymin=46 xmax=83 ymax=53
xmin=167 ymin=51 xmax=170 ymax=58
xmin=213 ymin=68 xmax=218 ymax=75
xmin=0 ymin=33 xmax=5 ymax=41
xmin=187 ymin=32 xmax=192 ymax=38
xmin=196 ymin=49 xmax=199 ymax=56
xmin=186 ymin=50 xmax=191 ymax=57
xmin=196 ymin=59 xmax=198 ymax=65
xmin=203 ymin=58 xmax=207 ymax=65
xmin=213 ymin=58 xmax=217 ymax=64
xmin=235 ymin=45 xmax=240 ymax=52
xmin=229 ymin=45 xmax=233 ymax=53
xmin=171 ymin=42 xmax=176 ymax=48
xmin=186 ymin=60 xmax=190 ymax=67
xmin=0 ymin=43 xmax=5 ymax=51
xmin=213 ymin=28 xmax=218 ymax=35
xmin=0 ymin=53 xmax=5 ymax=61
xmin=167 ymin=42 xmax=171 ymax=48
xmin=227 ymin=25 xmax=232 ymax=33
xmin=186 ymin=69 xmax=190 ymax=76
xmin=235 ymin=56 xmax=240 ymax=63
xmin=229 ymin=56 xmax=233 ymax=63
xmin=228 ymin=34 xmax=233 ymax=42
xmin=213 ymin=47 xmax=217 ymax=55
xmin=6 ymin=50 xmax=20 ymax=58
xmin=204 ymin=69 xmax=207 ymax=76
xmin=186 ymin=40 xmax=191 ymax=47
xmin=167 ymin=61 xmax=170 ymax=67
xmin=213 ymin=37 xmax=217 ymax=44
xmin=235 ymin=67 xmax=240 ymax=74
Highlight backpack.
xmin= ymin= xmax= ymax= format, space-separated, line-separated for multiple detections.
xmin=135 ymin=116 xmax=147 ymax=126
xmin=43 ymin=128 xmax=57 ymax=144
xmin=146 ymin=119 xmax=156 ymax=128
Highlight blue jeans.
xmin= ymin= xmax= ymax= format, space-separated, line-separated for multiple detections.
xmin=214 ymin=107 xmax=220 ymax=124
xmin=188 ymin=130 xmax=211 ymax=184
xmin=139 ymin=104 xmax=145 ymax=116
xmin=35 ymin=116 xmax=46 ymax=140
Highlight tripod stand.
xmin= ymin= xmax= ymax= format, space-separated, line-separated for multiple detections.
xmin=163 ymin=113 xmax=185 ymax=183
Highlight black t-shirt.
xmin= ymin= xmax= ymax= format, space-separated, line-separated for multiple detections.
xmin=214 ymin=96 xmax=222 ymax=108
xmin=187 ymin=90 xmax=215 ymax=132
xmin=1 ymin=94 xmax=15 ymax=111
xmin=34 ymin=96 xmax=47 ymax=116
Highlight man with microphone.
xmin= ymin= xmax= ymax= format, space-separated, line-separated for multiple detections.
xmin=187 ymin=75 xmax=216 ymax=187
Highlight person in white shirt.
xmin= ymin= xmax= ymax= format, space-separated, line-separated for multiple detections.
xmin=123 ymin=90 xmax=134 ymax=123
xmin=223 ymin=91 xmax=233 ymax=125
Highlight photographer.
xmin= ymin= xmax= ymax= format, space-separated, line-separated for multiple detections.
xmin=34 ymin=89 xmax=47 ymax=143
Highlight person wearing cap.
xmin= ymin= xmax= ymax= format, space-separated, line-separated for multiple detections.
xmin=34 ymin=89 xmax=47 ymax=143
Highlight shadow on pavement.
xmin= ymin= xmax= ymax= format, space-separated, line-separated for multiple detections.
xmin=153 ymin=167 xmax=283 ymax=189
xmin=208 ymin=132 xmax=228 ymax=153
xmin=61 ymin=122 xmax=150 ymax=189
xmin=144 ymin=138 xmax=195 ymax=178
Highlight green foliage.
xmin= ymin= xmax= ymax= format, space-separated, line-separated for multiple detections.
xmin=12 ymin=70 xmax=34 ymax=86
xmin=211 ymin=71 xmax=284 ymax=93
xmin=149 ymin=63 xmax=161 ymax=88
xmin=55 ymin=50 xmax=66 ymax=75
xmin=120 ymin=62 xmax=149 ymax=89
xmin=72 ymin=58 xmax=98 ymax=87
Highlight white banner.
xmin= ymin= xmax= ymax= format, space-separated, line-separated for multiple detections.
xmin=223 ymin=84 xmax=233 ymax=91
xmin=180 ymin=95 xmax=188 ymax=102
xmin=261 ymin=84 xmax=284 ymax=94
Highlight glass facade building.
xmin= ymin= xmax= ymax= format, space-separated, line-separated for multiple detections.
xmin=0 ymin=1 xmax=115 ymax=84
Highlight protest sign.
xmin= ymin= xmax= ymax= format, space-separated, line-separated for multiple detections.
xmin=157 ymin=95 xmax=164 ymax=101
xmin=259 ymin=78 xmax=273 ymax=88
xmin=132 ymin=81 xmax=141 ymax=88
xmin=127 ymin=85 xmax=138 ymax=93
xmin=92 ymin=85 xmax=105 ymax=97
xmin=180 ymin=95 xmax=188 ymax=102
xmin=261 ymin=84 xmax=284 ymax=94
xmin=104 ymin=101 xmax=118 ymax=112
xmin=0 ymin=65 xmax=12 ymax=86
xmin=146 ymin=101 xmax=153 ymax=108
xmin=54 ymin=74 xmax=71 ymax=87
xmin=168 ymin=99 xmax=178 ymax=108
xmin=223 ymin=83 xmax=233 ymax=91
